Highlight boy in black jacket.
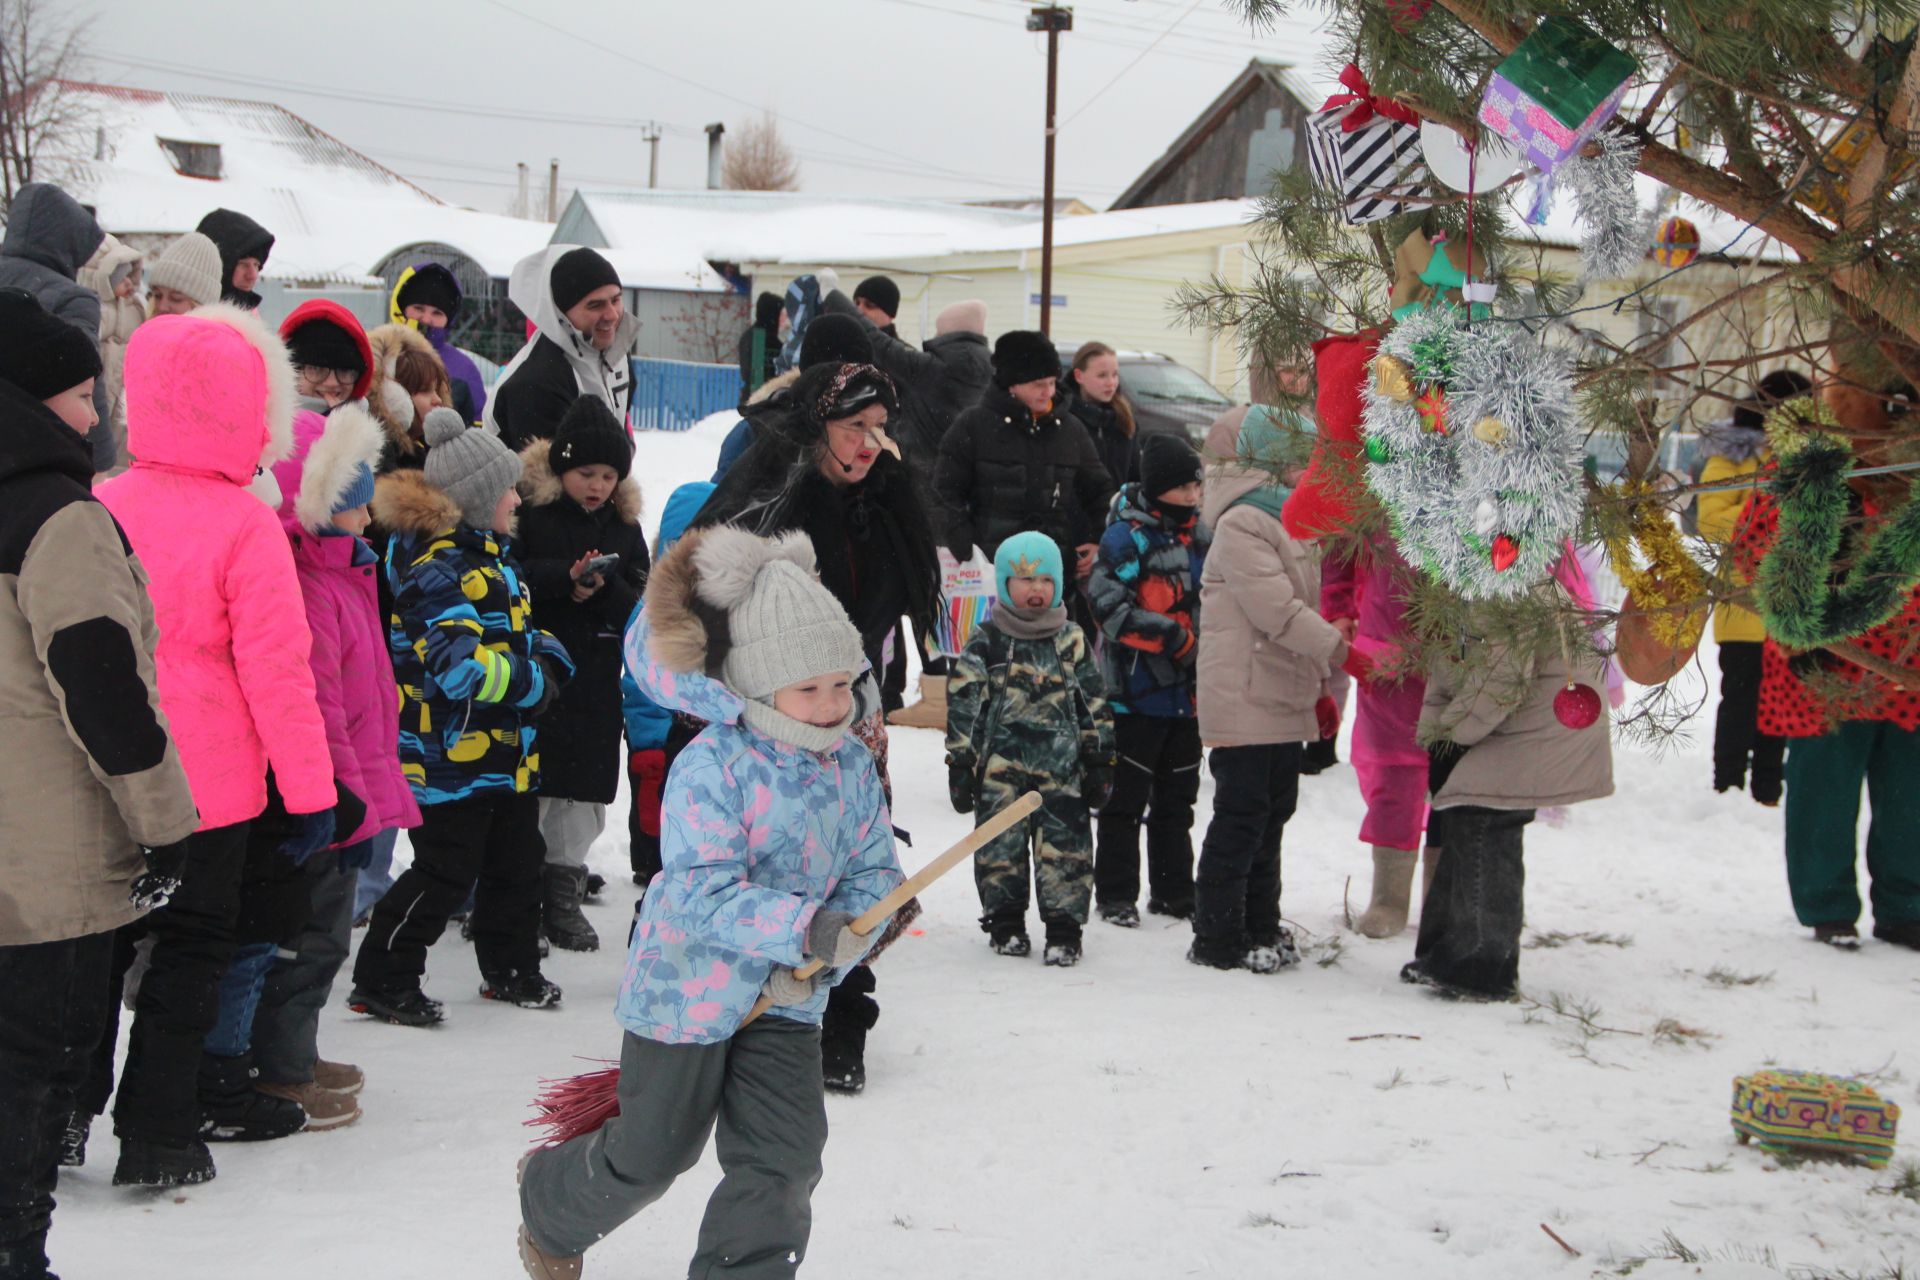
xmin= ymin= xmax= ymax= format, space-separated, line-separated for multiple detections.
xmin=515 ymin=397 xmax=649 ymax=951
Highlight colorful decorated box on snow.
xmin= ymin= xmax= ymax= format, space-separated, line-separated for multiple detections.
xmin=1479 ymin=16 xmax=1637 ymax=174
xmin=1730 ymin=1070 xmax=1899 ymax=1167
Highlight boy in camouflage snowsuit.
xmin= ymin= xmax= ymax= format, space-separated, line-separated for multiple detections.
xmin=947 ymin=531 xmax=1114 ymax=966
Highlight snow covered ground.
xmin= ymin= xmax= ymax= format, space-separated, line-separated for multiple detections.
xmin=57 ymin=413 xmax=1917 ymax=1279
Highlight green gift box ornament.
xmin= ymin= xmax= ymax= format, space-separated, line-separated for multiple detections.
xmin=1479 ymin=16 xmax=1637 ymax=173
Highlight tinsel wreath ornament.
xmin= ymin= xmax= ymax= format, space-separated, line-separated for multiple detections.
xmin=1753 ymin=396 xmax=1920 ymax=651
xmin=1360 ymin=304 xmax=1585 ymax=600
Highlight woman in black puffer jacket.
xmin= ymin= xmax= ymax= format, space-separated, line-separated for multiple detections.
xmin=1066 ymin=340 xmax=1140 ymax=488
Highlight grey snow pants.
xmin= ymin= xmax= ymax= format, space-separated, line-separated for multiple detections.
xmin=520 ymin=1015 xmax=827 ymax=1275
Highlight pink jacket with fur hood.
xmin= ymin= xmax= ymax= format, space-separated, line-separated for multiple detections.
xmin=98 ymin=304 xmax=336 ymax=830
xmin=271 ymin=406 xmax=420 ymax=844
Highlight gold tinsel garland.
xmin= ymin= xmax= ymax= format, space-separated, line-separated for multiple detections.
xmin=1603 ymin=483 xmax=1709 ymax=649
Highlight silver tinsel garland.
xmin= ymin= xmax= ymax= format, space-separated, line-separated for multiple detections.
xmin=1361 ymin=306 xmax=1585 ymax=600
xmin=1564 ymin=130 xmax=1649 ymax=284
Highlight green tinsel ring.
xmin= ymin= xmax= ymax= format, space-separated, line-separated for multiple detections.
xmin=1756 ymin=435 xmax=1920 ymax=650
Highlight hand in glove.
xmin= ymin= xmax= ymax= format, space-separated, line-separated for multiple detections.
xmin=277 ymin=808 xmax=337 ymax=864
xmin=331 ymin=782 xmax=368 ymax=847
xmin=1427 ymin=740 xmax=1468 ymax=797
xmin=947 ymin=753 xmax=977 ymax=814
xmin=1340 ymin=642 xmax=1376 ymax=683
xmin=1315 ymin=695 xmax=1341 ymax=742
xmin=1082 ymin=758 xmax=1114 ymax=809
xmin=129 ymin=839 xmax=191 ymax=910
xmin=805 ymin=908 xmax=871 ymax=969
xmin=337 ymin=841 xmax=375 ymax=874
xmin=629 ymin=748 xmax=667 ymax=839
xmin=761 ymin=966 xmax=817 ymax=1007
xmin=526 ymin=655 xmax=569 ymax=720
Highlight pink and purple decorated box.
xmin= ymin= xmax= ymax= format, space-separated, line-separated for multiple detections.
xmin=1478 ymin=16 xmax=1636 ymax=174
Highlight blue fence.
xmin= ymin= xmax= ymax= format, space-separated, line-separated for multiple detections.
xmin=628 ymin=358 xmax=740 ymax=432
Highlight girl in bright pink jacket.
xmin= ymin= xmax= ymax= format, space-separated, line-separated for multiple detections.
xmin=271 ymin=405 xmax=420 ymax=846
xmin=96 ymin=303 xmax=337 ymax=1184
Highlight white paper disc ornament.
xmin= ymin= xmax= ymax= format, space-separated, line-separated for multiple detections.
xmin=1420 ymin=120 xmax=1521 ymax=194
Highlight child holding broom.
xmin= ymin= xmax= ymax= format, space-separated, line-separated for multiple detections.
xmin=517 ymin=524 xmax=904 ymax=1279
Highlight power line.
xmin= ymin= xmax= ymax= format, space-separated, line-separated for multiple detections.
xmin=1060 ymin=0 xmax=1207 ymax=129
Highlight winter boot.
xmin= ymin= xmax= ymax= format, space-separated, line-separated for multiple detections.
xmin=347 ymin=984 xmax=445 ymax=1027
xmin=1873 ymin=919 xmax=1920 ymax=951
xmin=1813 ymin=922 xmax=1862 ymax=950
xmin=198 ymin=1052 xmax=307 ymax=1142
xmin=0 ymin=1236 xmax=51 ymax=1280
xmin=256 ymin=1080 xmax=361 ymax=1130
xmin=313 ymin=1059 xmax=364 ymax=1096
xmin=1246 ymin=926 xmax=1301 ymax=973
xmin=1187 ymin=932 xmax=1247 ymax=971
xmin=989 ymin=929 xmax=1032 ymax=958
xmin=1355 ymin=846 xmax=1418 ymax=938
xmin=886 ymin=674 xmax=948 ymax=730
xmin=542 ymin=865 xmax=600 ymax=953
xmin=820 ymin=969 xmax=877 ymax=1095
xmin=56 ymin=1113 xmax=88 ymax=1168
xmin=582 ymin=872 xmax=606 ymax=903
xmin=1042 ymin=919 xmax=1083 ymax=968
xmin=518 ymin=1225 xmax=583 ymax=1280
xmin=480 ymin=971 xmax=564 ymax=1008
xmin=1146 ymin=897 xmax=1193 ymax=921
xmin=1098 ymin=902 xmax=1140 ymax=928
xmin=111 ymin=1136 xmax=216 ymax=1187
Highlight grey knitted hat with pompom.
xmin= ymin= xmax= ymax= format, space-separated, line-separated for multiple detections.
xmin=422 ymin=407 xmax=521 ymax=526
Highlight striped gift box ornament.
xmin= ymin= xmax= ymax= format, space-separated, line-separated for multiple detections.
xmin=1304 ymin=64 xmax=1428 ymax=225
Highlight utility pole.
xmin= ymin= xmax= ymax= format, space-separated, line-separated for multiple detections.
xmin=643 ymin=123 xmax=662 ymax=189
xmin=546 ymin=158 xmax=559 ymax=222
xmin=1027 ymin=5 xmax=1072 ymax=337
xmin=514 ymin=162 xmax=530 ymax=219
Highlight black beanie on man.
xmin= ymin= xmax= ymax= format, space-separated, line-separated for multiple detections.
xmin=396 ymin=263 xmax=463 ymax=323
xmin=798 ymin=313 xmax=873 ymax=369
xmin=991 ymin=330 xmax=1060 ymax=389
xmin=854 ymin=275 xmax=900 ymax=319
xmin=1140 ymin=433 xmax=1203 ymax=503
xmin=0 ymin=288 xmax=103 ymax=401
xmin=754 ymin=291 xmax=783 ymax=332
xmin=550 ymin=247 xmax=621 ymax=314
xmin=549 ymin=395 xmax=634 ymax=481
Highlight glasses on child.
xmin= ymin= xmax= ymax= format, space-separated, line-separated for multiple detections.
xmin=297 ymin=364 xmax=363 ymax=387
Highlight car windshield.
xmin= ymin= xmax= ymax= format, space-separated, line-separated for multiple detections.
xmin=1122 ymin=360 xmax=1232 ymax=406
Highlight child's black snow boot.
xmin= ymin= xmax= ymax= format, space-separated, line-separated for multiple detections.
xmin=197 ymin=1052 xmax=306 ymax=1142
xmin=111 ymin=1136 xmax=216 ymax=1187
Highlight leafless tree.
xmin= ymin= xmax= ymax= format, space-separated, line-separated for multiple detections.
xmin=0 ymin=0 xmax=93 ymax=210
xmin=667 ymin=293 xmax=749 ymax=364
xmin=722 ymin=112 xmax=801 ymax=193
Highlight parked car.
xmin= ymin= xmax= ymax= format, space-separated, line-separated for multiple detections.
xmin=1058 ymin=349 xmax=1238 ymax=444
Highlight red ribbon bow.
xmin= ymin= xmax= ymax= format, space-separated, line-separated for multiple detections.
xmin=1320 ymin=63 xmax=1420 ymax=132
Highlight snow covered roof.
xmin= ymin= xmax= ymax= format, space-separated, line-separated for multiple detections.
xmin=50 ymin=80 xmax=552 ymax=282
xmin=563 ymin=189 xmax=1258 ymax=279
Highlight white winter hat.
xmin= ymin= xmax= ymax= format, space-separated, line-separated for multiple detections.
xmin=146 ymin=232 xmax=223 ymax=306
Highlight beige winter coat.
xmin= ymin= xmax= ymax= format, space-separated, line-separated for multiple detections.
xmin=1421 ymin=617 xmax=1614 ymax=811
xmin=1196 ymin=412 xmax=1345 ymax=747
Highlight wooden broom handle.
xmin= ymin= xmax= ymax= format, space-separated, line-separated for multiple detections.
xmin=739 ymin=790 xmax=1043 ymax=1029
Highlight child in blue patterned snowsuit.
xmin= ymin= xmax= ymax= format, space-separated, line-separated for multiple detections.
xmin=519 ymin=524 xmax=904 ymax=1279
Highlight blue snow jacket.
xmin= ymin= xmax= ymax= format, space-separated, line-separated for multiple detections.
xmin=615 ymin=609 xmax=904 ymax=1044
xmin=620 ymin=480 xmax=715 ymax=750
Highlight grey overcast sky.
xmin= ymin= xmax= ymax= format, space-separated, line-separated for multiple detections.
xmin=78 ymin=0 xmax=1337 ymax=211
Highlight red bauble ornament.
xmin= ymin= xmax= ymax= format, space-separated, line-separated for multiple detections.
xmin=1385 ymin=0 xmax=1432 ymax=32
xmin=1490 ymin=534 xmax=1519 ymax=572
xmin=1553 ymin=682 xmax=1603 ymax=730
